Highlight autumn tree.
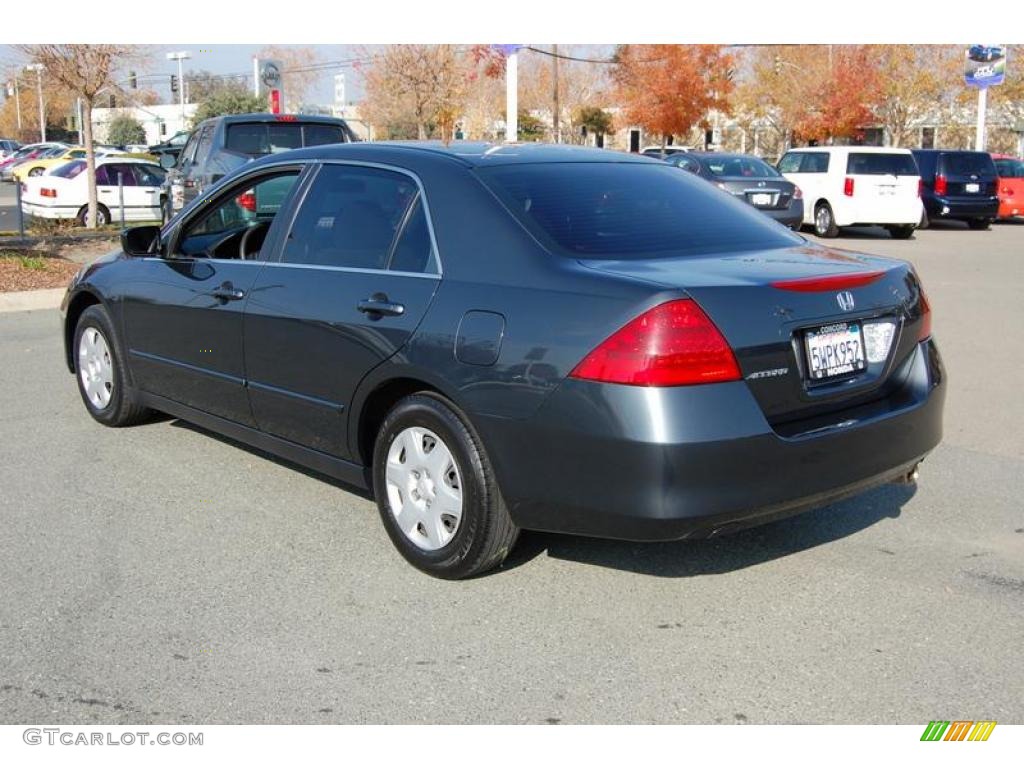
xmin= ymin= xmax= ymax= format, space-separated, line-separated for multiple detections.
xmin=0 ymin=63 xmax=77 ymax=143
xmin=611 ymin=45 xmax=733 ymax=150
xmin=359 ymin=45 xmax=472 ymax=141
xmin=255 ymin=45 xmax=325 ymax=112
xmin=517 ymin=46 xmax=611 ymax=143
xmin=874 ymin=45 xmax=958 ymax=147
xmin=15 ymin=45 xmax=142 ymax=228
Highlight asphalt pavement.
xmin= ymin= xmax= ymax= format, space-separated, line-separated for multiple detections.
xmin=0 ymin=220 xmax=1021 ymax=724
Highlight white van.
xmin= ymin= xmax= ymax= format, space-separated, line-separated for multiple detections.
xmin=777 ymin=146 xmax=923 ymax=239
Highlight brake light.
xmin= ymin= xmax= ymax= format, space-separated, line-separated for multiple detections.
xmin=934 ymin=174 xmax=947 ymax=196
xmin=843 ymin=177 xmax=855 ymax=196
xmin=918 ymin=289 xmax=932 ymax=341
xmin=236 ymin=190 xmax=256 ymax=212
xmin=275 ymin=115 xmax=298 ymax=122
xmin=771 ymin=270 xmax=885 ymax=292
xmin=918 ymin=179 xmax=924 ymax=198
xmin=793 ymin=185 xmax=803 ymax=200
xmin=40 ymin=187 xmax=57 ymax=198
xmin=569 ymin=299 xmax=740 ymax=387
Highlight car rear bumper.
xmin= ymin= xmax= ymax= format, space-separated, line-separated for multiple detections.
xmin=479 ymin=339 xmax=945 ymax=541
xmin=762 ymin=200 xmax=803 ymax=228
xmin=997 ymin=199 xmax=1021 ymax=219
xmin=925 ymin=195 xmax=999 ymax=220
xmin=20 ymin=202 xmax=72 ymax=219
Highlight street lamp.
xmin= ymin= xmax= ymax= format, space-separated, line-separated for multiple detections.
xmin=24 ymin=63 xmax=45 ymax=143
xmin=166 ymin=51 xmax=191 ymax=126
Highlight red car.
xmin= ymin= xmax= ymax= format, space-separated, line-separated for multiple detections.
xmin=993 ymin=154 xmax=1024 ymax=219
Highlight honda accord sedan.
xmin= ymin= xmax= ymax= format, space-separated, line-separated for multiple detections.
xmin=61 ymin=142 xmax=945 ymax=578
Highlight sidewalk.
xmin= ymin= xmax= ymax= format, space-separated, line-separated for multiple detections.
xmin=0 ymin=288 xmax=64 ymax=314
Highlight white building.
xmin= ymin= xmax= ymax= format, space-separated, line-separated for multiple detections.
xmin=91 ymin=103 xmax=198 ymax=146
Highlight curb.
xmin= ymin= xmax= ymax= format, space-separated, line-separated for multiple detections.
xmin=0 ymin=288 xmax=64 ymax=314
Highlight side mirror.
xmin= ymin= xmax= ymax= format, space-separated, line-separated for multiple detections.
xmin=121 ymin=225 xmax=162 ymax=257
xmin=159 ymin=153 xmax=176 ymax=170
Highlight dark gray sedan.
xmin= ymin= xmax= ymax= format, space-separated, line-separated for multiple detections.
xmin=665 ymin=152 xmax=804 ymax=228
xmin=60 ymin=143 xmax=943 ymax=578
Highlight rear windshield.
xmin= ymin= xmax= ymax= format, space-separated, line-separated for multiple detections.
xmin=704 ymin=156 xmax=780 ymax=178
xmin=51 ymin=160 xmax=86 ymax=179
xmin=225 ymin=122 xmax=346 ymax=157
xmin=939 ymin=152 xmax=996 ymax=177
xmin=479 ymin=162 xmax=803 ymax=259
xmin=846 ymin=152 xmax=918 ymax=176
xmin=995 ymin=158 xmax=1024 ymax=178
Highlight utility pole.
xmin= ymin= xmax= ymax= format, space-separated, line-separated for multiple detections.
xmin=506 ymin=49 xmax=518 ymax=143
xmin=24 ymin=64 xmax=45 ymax=143
xmin=166 ymin=51 xmax=191 ymax=126
xmin=552 ymin=44 xmax=560 ymax=143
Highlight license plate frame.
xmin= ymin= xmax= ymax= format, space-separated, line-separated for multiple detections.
xmin=804 ymin=321 xmax=867 ymax=381
xmin=750 ymin=192 xmax=772 ymax=207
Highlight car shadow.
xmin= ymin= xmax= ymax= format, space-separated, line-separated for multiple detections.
xmin=167 ymin=418 xmax=374 ymax=501
xmin=498 ymin=482 xmax=916 ymax=578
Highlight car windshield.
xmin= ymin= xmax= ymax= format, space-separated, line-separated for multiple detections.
xmin=225 ymin=122 xmax=346 ymax=157
xmin=704 ymin=156 xmax=780 ymax=178
xmin=995 ymin=159 xmax=1024 ymax=178
xmin=51 ymin=160 xmax=86 ymax=178
xmin=479 ymin=162 xmax=802 ymax=259
xmin=846 ymin=152 xmax=918 ymax=176
xmin=940 ymin=152 xmax=996 ymax=177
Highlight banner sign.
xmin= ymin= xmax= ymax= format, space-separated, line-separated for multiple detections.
xmin=965 ymin=45 xmax=1006 ymax=88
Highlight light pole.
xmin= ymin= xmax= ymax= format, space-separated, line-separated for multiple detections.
xmin=24 ymin=64 xmax=45 ymax=143
xmin=166 ymin=51 xmax=191 ymax=126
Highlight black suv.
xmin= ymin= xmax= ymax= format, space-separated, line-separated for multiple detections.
xmin=160 ymin=113 xmax=357 ymax=222
xmin=911 ymin=149 xmax=999 ymax=230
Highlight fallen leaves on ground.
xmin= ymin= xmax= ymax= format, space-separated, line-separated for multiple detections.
xmin=0 ymin=252 xmax=79 ymax=292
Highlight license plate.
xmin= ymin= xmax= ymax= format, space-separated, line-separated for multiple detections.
xmin=966 ymin=182 xmax=980 ymax=193
xmin=878 ymin=185 xmax=896 ymax=196
xmin=751 ymin=193 xmax=772 ymax=206
xmin=804 ymin=322 xmax=866 ymax=380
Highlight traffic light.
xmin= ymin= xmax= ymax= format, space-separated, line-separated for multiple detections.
xmin=129 ymin=71 xmax=137 ymax=89
xmin=170 ymin=74 xmax=178 ymax=94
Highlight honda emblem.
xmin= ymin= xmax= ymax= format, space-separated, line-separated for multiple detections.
xmin=836 ymin=291 xmax=855 ymax=312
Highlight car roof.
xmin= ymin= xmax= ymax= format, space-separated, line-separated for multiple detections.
xmin=787 ymin=146 xmax=913 ymax=155
xmin=199 ymin=113 xmax=348 ymax=127
xmin=248 ymin=141 xmax=657 ymax=169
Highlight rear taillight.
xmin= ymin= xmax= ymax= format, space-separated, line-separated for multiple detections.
xmin=40 ymin=187 xmax=57 ymax=198
xmin=934 ymin=174 xmax=947 ymax=196
xmin=236 ymin=190 xmax=256 ymax=212
xmin=771 ymin=270 xmax=885 ymax=292
xmin=793 ymin=185 xmax=803 ymax=200
xmin=917 ymin=179 xmax=924 ymax=198
xmin=569 ymin=299 xmax=740 ymax=387
xmin=918 ymin=289 xmax=932 ymax=341
xmin=843 ymin=177 xmax=855 ymax=196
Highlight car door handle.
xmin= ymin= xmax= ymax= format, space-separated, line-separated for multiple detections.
xmin=211 ymin=283 xmax=245 ymax=301
xmin=357 ymin=294 xmax=405 ymax=317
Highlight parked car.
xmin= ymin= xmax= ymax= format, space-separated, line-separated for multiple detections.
xmin=10 ymin=145 xmax=128 ymax=182
xmin=911 ymin=149 xmax=999 ymax=230
xmin=21 ymin=157 xmax=166 ymax=226
xmin=664 ymin=152 xmax=803 ymax=228
xmin=147 ymin=130 xmax=191 ymax=163
xmin=60 ymin=142 xmax=944 ymax=578
xmin=161 ymin=113 xmax=357 ymax=222
xmin=641 ymin=145 xmax=693 ymax=158
xmin=778 ymin=146 xmax=922 ymax=238
xmin=992 ymin=154 xmax=1024 ymax=220
xmin=0 ymin=142 xmax=68 ymax=181
xmin=0 ymin=139 xmax=21 ymax=160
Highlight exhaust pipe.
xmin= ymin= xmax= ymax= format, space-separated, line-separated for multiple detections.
xmin=894 ymin=463 xmax=920 ymax=485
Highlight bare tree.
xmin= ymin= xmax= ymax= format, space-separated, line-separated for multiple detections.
xmin=16 ymin=45 xmax=141 ymax=228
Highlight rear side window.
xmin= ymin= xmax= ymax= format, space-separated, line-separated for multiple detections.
xmin=846 ymin=153 xmax=918 ymax=176
xmin=52 ymin=160 xmax=86 ymax=179
xmin=799 ymin=153 xmax=830 ymax=173
xmin=282 ymin=164 xmax=422 ymax=270
xmin=995 ymin=159 xmax=1024 ymax=178
xmin=940 ymin=152 xmax=996 ymax=177
xmin=479 ymin=163 xmax=802 ymax=259
xmin=303 ymin=124 xmax=347 ymax=147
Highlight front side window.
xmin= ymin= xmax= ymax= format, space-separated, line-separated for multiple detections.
xmin=995 ymin=159 xmax=1024 ymax=178
xmin=176 ymin=170 xmax=301 ymax=260
xmin=281 ymin=164 xmax=424 ymax=271
xmin=777 ymin=153 xmax=802 ymax=174
xmin=480 ymin=162 xmax=802 ymax=259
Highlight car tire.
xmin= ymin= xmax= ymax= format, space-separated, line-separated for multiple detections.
xmin=372 ymin=393 xmax=519 ymax=579
xmin=76 ymin=204 xmax=111 ymax=227
xmin=813 ymin=202 xmax=839 ymax=238
xmin=73 ymin=305 xmax=150 ymax=427
xmin=887 ymin=225 xmax=915 ymax=240
xmin=968 ymin=218 xmax=991 ymax=230
xmin=918 ymin=210 xmax=930 ymax=230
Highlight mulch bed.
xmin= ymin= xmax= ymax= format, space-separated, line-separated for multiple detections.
xmin=0 ymin=251 xmax=80 ymax=292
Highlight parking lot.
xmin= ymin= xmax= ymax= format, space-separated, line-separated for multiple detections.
xmin=0 ymin=220 xmax=1021 ymax=725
